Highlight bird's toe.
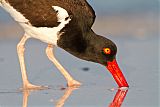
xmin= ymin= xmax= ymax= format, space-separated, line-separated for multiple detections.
xmin=67 ymin=80 xmax=81 ymax=88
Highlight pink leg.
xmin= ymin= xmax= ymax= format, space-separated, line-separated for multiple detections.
xmin=46 ymin=44 xmax=81 ymax=87
xmin=17 ymin=35 xmax=47 ymax=90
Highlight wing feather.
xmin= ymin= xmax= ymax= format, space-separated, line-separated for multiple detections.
xmin=7 ymin=0 xmax=96 ymax=29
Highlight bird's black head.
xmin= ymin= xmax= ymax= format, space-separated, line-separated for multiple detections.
xmin=86 ymin=35 xmax=117 ymax=66
xmin=101 ymin=40 xmax=117 ymax=64
xmin=86 ymin=34 xmax=128 ymax=87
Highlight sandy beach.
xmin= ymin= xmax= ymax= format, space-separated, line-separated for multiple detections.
xmin=0 ymin=0 xmax=159 ymax=106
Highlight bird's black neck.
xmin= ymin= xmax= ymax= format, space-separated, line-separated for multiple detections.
xmin=57 ymin=29 xmax=110 ymax=65
xmin=57 ymin=30 xmax=95 ymax=59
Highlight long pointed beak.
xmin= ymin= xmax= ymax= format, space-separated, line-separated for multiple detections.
xmin=106 ymin=59 xmax=129 ymax=87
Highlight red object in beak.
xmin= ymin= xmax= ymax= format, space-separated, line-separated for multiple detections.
xmin=107 ymin=59 xmax=129 ymax=87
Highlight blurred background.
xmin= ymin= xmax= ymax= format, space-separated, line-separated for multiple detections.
xmin=0 ymin=0 xmax=159 ymax=107
xmin=0 ymin=0 xmax=159 ymax=39
xmin=91 ymin=0 xmax=159 ymax=39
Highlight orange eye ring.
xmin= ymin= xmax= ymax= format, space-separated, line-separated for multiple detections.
xmin=103 ymin=48 xmax=111 ymax=55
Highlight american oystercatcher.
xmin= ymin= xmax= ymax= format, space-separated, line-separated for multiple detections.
xmin=0 ymin=0 xmax=129 ymax=90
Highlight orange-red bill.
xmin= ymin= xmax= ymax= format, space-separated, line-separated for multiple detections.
xmin=106 ymin=59 xmax=129 ymax=87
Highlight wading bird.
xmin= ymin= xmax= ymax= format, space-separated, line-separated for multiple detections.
xmin=0 ymin=0 xmax=129 ymax=90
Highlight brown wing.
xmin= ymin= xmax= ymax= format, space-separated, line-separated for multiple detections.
xmin=7 ymin=0 xmax=96 ymax=28
xmin=7 ymin=0 xmax=59 ymax=27
xmin=83 ymin=0 xmax=96 ymax=29
xmin=59 ymin=0 xmax=96 ymax=31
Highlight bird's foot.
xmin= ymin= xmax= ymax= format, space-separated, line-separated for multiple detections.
xmin=67 ymin=80 xmax=81 ymax=88
xmin=20 ymin=83 xmax=49 ymax=91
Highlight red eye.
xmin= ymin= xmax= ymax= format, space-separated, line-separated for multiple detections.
xmin=103 ymin=48 xmax=111 ymax=55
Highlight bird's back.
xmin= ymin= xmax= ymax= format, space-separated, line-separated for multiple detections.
xmin=0 ymin=0 xmax=95 ymax=29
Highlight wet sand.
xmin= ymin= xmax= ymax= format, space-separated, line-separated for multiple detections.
xmin=0 ymin=0 xmax=159 ymax=106
xmin=0 ymin=36 xmax=158 ymax=107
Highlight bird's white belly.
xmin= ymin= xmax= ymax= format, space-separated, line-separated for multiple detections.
xmin=0 ymin=0 xmax=71 ymax=45
xmin=20 ymin=23 xmax=60 ymax=45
